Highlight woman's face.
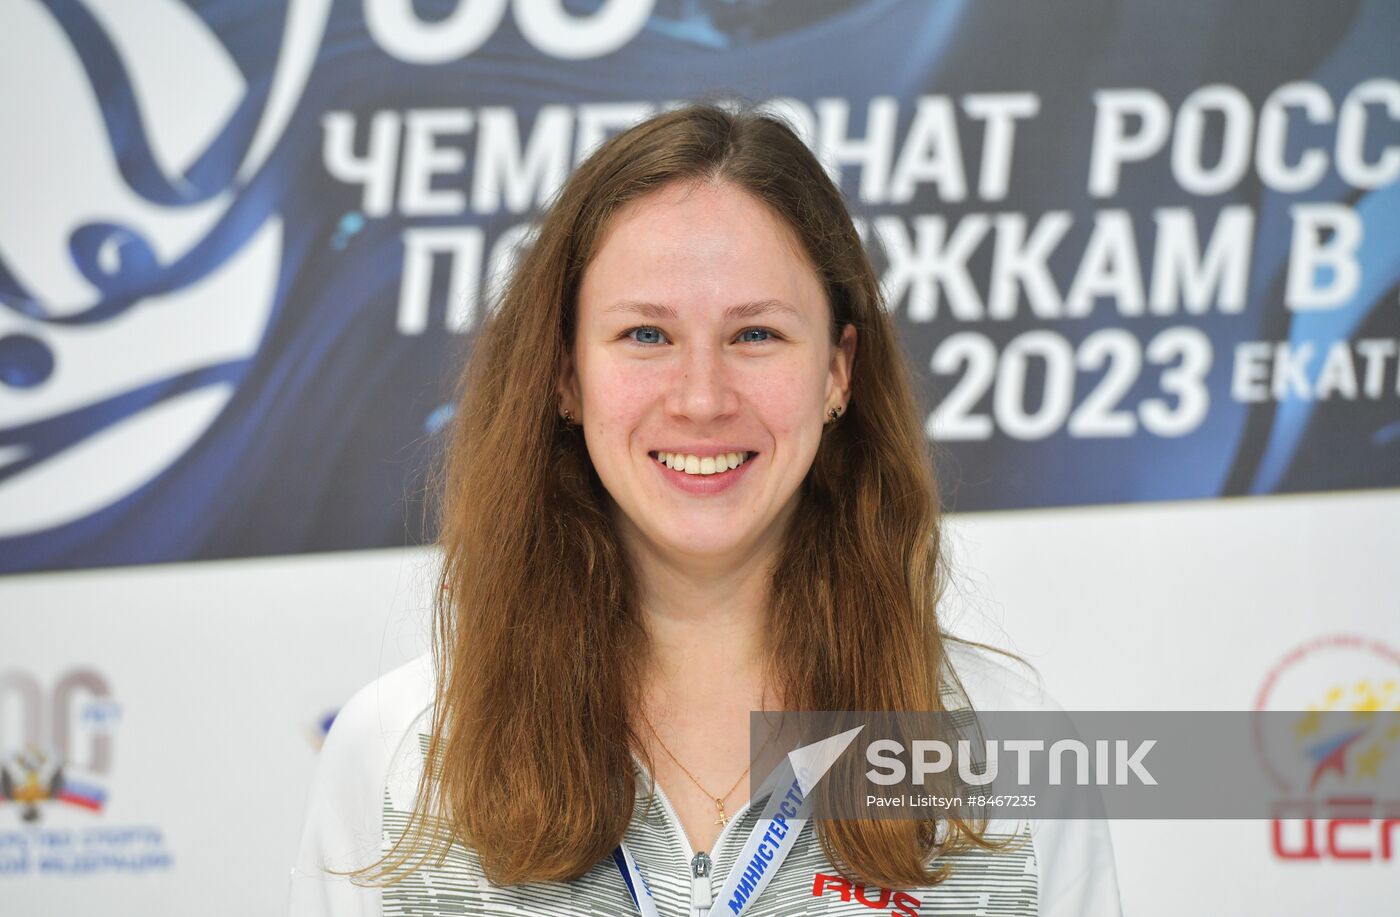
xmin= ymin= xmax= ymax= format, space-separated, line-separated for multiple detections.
xmin=560 ymin=179 xmax=856 ymax=566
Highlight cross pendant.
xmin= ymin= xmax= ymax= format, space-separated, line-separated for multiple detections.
xmin=714 ymin=799 xmax=729 ymax=826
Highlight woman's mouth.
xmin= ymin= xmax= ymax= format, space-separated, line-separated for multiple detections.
xmin=647 ymin=450 xmax=754 ymax=476
xmin=646 ymin=449 xmax=758 ymax=494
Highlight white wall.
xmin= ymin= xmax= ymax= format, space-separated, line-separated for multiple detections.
xmin=4 ymin=489 xmax=1395 ymax=914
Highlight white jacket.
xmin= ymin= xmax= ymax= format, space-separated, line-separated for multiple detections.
xmin=289 ymin=642 xmax=1122 ymax=916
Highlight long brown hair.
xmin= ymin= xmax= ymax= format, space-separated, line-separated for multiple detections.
xmin=368 ymin=102 xmax=1004 ymax=890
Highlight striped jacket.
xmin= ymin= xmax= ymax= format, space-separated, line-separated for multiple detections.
xmin=290 ymin=644 xmax=1122 ymax=916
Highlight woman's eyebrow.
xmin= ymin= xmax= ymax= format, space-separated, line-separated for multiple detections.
xmin=602 ymin=299 xmax=803 ymax=321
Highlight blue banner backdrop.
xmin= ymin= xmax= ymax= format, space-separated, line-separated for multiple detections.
xmin=1 ymin=0 xmax=1397 ymax=573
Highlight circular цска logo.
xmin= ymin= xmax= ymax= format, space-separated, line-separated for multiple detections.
xmin=1252 ymin=634 xmax=1400 ymax=797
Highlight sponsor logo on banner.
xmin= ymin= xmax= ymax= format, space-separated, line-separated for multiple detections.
xmin=1254 ymin=635 xmax=1400 ymax=862
xmin=0 ymin=0 xmax=323 ymax=540
xmin=0 ymin=668 xmax=172 ymax=877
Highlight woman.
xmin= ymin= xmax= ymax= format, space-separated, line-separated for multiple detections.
xmin=290 ymin=103 xmax=1121 ymax=916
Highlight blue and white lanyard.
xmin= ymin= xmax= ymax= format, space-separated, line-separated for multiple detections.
xmin=614 ymin=727 xmax=863 ymax=917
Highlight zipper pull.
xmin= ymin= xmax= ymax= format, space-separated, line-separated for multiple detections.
xmin=690 ymin=850 xmax=713 ymax=910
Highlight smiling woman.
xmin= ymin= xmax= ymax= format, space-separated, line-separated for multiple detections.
xmin=562 ymin=178 xmax=855 ymax=571
xmin=289 ymin=103 xmax=1122 ymax=916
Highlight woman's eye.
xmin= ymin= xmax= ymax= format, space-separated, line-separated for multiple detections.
xmin=737 ymin=327 xmax=774 ymax=343
xmin=625 ymin=326 xmax=668 ymax=345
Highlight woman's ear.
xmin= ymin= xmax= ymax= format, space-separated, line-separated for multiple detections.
xmin=557 ymin=348 xmax=580 ymax=416
xmin=827 ymin=322 xmax=857 ymax=407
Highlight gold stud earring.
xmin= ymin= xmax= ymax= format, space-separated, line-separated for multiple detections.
xmin=827 ymin=405 xmax=842 ymax=422
xmin=561 ymin=407 xmax=575 ymax=424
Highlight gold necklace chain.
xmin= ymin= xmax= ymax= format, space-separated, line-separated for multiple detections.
xmin=639 ymin=709 xmax=780 ymax=828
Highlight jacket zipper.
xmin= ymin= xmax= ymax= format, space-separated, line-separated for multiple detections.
xmin=690 ymin=850 xmax=712 ymax=910
xmin=639 ymin=758 xmax=756 ymax=916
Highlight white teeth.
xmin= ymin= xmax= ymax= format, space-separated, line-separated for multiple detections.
xmin=653 ymin=451 xmax=751 ymax=476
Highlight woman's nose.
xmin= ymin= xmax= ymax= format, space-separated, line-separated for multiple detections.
xmin=669 ymin=343 xmax=738 ymax=422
